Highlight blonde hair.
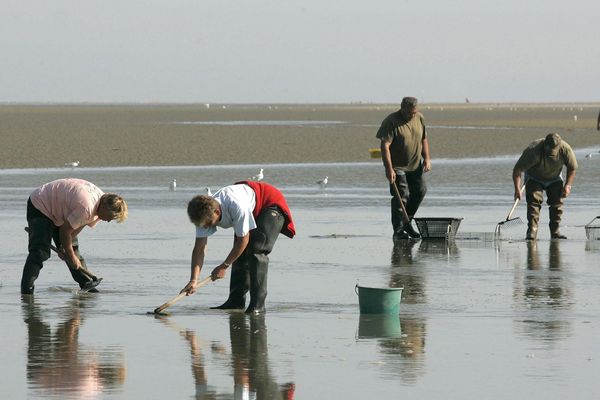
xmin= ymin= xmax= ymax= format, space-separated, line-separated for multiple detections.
xmin=100 ymin=194 xmax=128 ymax=223
xmin=187 ymin=195 xmax=219 ymax=226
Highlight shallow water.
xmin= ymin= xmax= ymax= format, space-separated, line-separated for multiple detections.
xmin=1 ymin=154 xmax=600 ymax=399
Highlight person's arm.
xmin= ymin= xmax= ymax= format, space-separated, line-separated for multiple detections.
xmin=211 ymin=234 xmax=250 ymax=280
xmin=562 ymin=168 xmax=576 ymax=198
xmin=58 ymin=223 xmax=83 ymax=269
xmin=181 ymin=237 xmax=208 ymax=295
xmin=380 ymin=140 xmax=395 ymax=183
xmin=421 ymin=136 xmax=431 ymax=172
xmin=512 ymin=167 xmax=523 ymax=200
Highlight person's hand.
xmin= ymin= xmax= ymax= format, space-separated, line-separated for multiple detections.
xmin=181 ymin=280 xmax=198 ymax=295
xmin=423 ymin=158 xmax=432 ymax=172
xmin=211 ymin=264 xmax=229 ymax=281
xmin=562 ymin=184 xmax=572 ymax=198
xmin=514 ymin=188 xmax=522 ymax=201
xmin=385 ymin=168 xmax=396 ymax=184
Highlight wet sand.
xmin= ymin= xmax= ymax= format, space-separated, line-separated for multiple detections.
xmin=1 ymin=103 xmax=599 ymax=169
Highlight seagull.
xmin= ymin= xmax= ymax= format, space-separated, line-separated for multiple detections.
xmin=251 ymin=168 xmax=264 ymax=181
xmin=317 ymin=176 xmax=328 ymax=188
xmin=65 ymin=161 xmax=80 ymax=168
xmin=204 ymin=187 xmax=213 ymax=196
xmin=169 ymin=179 xmax=177 ymax=191
xmin=585 ymin=153 xmax=593 ymax=159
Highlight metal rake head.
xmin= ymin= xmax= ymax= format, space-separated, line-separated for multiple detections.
xmin=495 ymin=217 xmax=524 ymax=238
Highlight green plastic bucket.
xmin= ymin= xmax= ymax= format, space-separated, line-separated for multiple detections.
xmin=355 ymin=284 xmax=403 ymax=314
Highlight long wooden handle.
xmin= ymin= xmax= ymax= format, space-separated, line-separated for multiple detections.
xmin=391 ymin=182 xmax=410 ymax=223
xmin=154 ymin=275 xmax=213 ymax=314
xmin=506 ymin=181 xmax=527 ymax=221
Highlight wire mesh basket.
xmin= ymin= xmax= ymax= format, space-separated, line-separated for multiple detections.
xmin=414 ymin=217 xmax=463 ymax=239
xmin=585 ymin=216 xmax=600 ymax=240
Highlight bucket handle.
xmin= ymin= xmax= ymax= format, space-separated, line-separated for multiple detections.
xmin=355 ymin=284 xmax=359 ymax=296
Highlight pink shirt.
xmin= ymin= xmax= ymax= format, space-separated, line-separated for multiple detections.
xmin=30 ymin=178 xmax=104 ymax=229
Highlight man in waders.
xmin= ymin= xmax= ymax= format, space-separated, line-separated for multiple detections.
xmin=181 ymin=181 xmax=295 ymax=314
xmin=512 ymin=133 xmax=578 ymax=240
xmin=376 ymin=97 xmax=432 ymax=240
xmin=21 ymin=178 xmax=128 ymax=294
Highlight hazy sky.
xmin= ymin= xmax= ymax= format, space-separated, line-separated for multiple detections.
xmin=2 ymin=0 xmax=599 ymax=103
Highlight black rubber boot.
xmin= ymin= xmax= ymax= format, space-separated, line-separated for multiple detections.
xmin=21 ymin=261 xmax=42 ymax=295
xmin=245 ymin=255 xmax=268 ymax=315
xmin=211 ymin=262 xmax=248 ymax=310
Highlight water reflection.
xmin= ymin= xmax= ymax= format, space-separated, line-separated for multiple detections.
xmin=417 ymin=239 xmax=459 ymax=259
xmin=157 ymin=314 xmax=295 ymax=400
xmin=356 ymin=241 xmax=427 ymax=383
xmin=512 ymin=240 xmax=574 ymax=342
xmin=21 ymin=296 xmax=126 ymax=399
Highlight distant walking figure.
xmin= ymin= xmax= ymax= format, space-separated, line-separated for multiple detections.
xmin=597 ymin=109 xmax=600 ymax=131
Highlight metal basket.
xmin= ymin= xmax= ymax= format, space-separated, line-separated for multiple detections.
xmin=585 ymin=216 xmax=600 ymax=240
xmin=414 ymin=217 xmax=463 ymax=239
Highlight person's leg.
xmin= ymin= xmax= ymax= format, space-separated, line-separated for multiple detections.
xmin=390 ymin=171 xmax=409 ymax=239
xmin=52 ymin=230 xmax=96 ymax=288
xmin=21 ymin=201 xmax=54 ymax=294
xmin=403 ymin=164 xmax=427 ymax=238
xmin=210 ymin=258 xmax=250 ymax=310
xmin=546 ymin=180 xmax=566 ymax=239
xmin=525 ymin=180 xmax=544 ymax=240
xmin=245 ymin=207 xmax=284 ymax=314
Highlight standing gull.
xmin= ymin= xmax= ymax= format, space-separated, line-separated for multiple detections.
xmin=317 ymin=176 xmax=328 ymax=188
xmin=251 ymin=168 xmax=264 ymax=181
xmin=169 ymin=179 xmax=177 ymax=191
xmin=65 ymin=161 xmax=80 ymax=168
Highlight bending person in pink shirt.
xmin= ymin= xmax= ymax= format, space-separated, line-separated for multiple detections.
xmin=21 ymin=178 xmax=128 ymax=294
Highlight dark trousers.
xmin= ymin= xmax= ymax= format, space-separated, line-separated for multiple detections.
xmin=389 ymin=163 xmax=427 ymax=232
xmin=225 ymin=207 xmax=285 ymax=311
xmin=21 ymin=199 xmax=92 ymax=294
xmin=525 ymin=179 xmax=564 ymax=234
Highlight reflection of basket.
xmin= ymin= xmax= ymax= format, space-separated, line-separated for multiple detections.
xmin=585 ymin=216 xmax=600 ymax=240
xmin=414 ymin=217 xmax=463 ymax=239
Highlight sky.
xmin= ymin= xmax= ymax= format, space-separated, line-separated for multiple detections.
xmin=2 ymin=0 xmax=600 ymax=104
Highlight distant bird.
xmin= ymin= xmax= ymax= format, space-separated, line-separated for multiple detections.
xmin=65 ymin=161 xmax=80 ymax=168
xmin=169 ymin=179 xmax=177 ymax=191
xmin=251 ymin=168 xmax=264 ymax=181
xmin=204 ymin=187 xmax=213 ymax=196
xmin=317 ymin=176 xmax=328 ymax=188
xmin=585 ymin=153 xmax=593 ymax=159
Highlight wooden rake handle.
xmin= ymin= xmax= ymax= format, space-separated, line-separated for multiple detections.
xmin=391 ymin=181 xmax=410 ymax=224
xmin=506 ymin=181 xmax=527 ymax=221
xmin=153 ymin=275 xmax=213 ymax=314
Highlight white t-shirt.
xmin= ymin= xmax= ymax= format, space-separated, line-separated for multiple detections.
xmin=195 ymin=184 xmax=256 ymax=238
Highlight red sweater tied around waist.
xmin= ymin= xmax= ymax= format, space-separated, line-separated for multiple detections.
xmin=237 ymin=180 xmax=296 ymax=238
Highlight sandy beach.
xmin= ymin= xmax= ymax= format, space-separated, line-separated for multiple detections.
xmin=1 ymin=103 xmax=599 ymax=169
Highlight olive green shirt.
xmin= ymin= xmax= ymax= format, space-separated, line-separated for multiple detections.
xmin=514 ymin=139 xmax=578 ymax=181
xmin=376 ymin=111 xmax=427 ymax=172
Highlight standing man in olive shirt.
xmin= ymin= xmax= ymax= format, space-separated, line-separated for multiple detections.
xmin=513 ymin=133 xmax=578 ymax=240
xmin=376 ymin=97 xmax=432 ymax=240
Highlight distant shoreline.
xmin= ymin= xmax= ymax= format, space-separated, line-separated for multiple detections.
xmin=1 ymin=104 xmax=598 ymax=169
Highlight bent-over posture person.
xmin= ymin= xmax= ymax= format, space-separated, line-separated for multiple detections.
xmin=21 ymin=178 xmax=128 ymax=294
xmin=512 ymin=133 xmax=577 ymax=240
xmin=181 ymin=181 xmax=295 ymax=314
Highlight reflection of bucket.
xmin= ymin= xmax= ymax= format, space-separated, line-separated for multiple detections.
xmin=357 ymin=314 xmax=402 ymax=339
xmin=355 ymin=285 xmax=403 ymax=314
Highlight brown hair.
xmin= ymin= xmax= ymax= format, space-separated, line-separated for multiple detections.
xmin=100 ymin=194 xmax=128 ymax=223
xmin=187 ymin=195 xmax=219 ymax=226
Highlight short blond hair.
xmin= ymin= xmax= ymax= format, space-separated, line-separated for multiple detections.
xmin=100 ymin=194 xmax=128 ymax=223
xmin=187 ymin=195 xmax=219 ymax=226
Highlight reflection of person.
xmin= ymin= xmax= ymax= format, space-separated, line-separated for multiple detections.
xmin=376 ymin=97 xmax=431 ymax=240
xmin=228 ymin=314 xmax=295 ymax=399
xmin=181 ymin=181 xmax=295 ymax=314
xmin=21 ymin=178 xmax=128 ymax=294
xmin=512 ymin=133 xmax=578 ymax=240
xmin=21 ymin=296 xmax=126 ymax=397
